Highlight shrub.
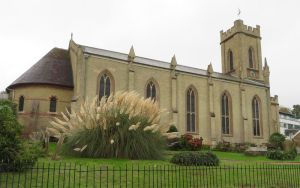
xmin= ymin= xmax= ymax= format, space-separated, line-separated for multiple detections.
xmin=0 ymin=102 xmax=37 ymax=171
xmin=168 ymin=134 xmax=203 ymax=151
xmin=167 ymin=125 xmax=178 ymax=133
xmin=214 ymin=142 xmax=255 ymax=153
xmin=214 ymin=141 xmax=231 ymax=152
xmin=268 ymin=133 xmax=285 ymax=150
xmin=183 ymin=134 xmax=203 ymax=150
xmin=170 ymin=151 xmax=219 ymax=166
xmin=47 ymin=91 xmax=166 ymax=160
xmin=201 ymin=145 xmax=211 ymax=150
xmin=266 ymin=149 xmax=297 ymax=160
xmin=0 ymin=99 xmax=17 ymax=115
xmin=284 ymin=148 xmax=297 ymax=160
xmin=0 ymin=104 xmax=22 ymax=162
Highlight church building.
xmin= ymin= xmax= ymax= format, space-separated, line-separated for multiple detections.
xmin=7 ymin=20 xmax=280 ymax=145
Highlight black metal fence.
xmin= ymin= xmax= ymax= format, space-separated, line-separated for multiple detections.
xmin=1 ymin=162 xmax=300 ymax=187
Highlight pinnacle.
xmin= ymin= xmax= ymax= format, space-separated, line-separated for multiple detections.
xmin=128 ymin=45 xmax=136 ymax=60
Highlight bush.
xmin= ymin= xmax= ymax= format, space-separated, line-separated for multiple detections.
xmin=169 ymin=134 xmax=203 ymax=151
xmin=268 ymin=133 xmax=285 ymax=150
xmin=167 ymin=125 xmax=178 ymax=133
xmin=180 ymin=134 xmax=203 ymax=150
xmin=170 ymin=151 xmax=219 ymax=166
xmin=0 ymin=104 xmax=22 ymax=162
xmin=0 ymin=102 xmax=38 ymax=171
xmin=214 ymin=142 xmax=254 ymax=153
xmin=48 ymin=91 xmax=166 ymax=160
xmin=201 ymin=145 xmax=211 ymax=150
xmin=214 ymin=141 xmax=231 ymax=152
xmin=266 ymin=149 xmax=297 ymax=160
xmin=0 ymin=99 xmax=17 ymax=115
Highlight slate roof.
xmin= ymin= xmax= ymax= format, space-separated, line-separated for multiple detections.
xmin=82 ymin=45 xmax=266 ymax=87
xmin=7 ymin=43 xmax=266 ymax=90
xmin=7 ymin=48 xmax=73 ymax=89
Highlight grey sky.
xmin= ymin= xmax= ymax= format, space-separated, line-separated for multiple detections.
xmin=1 ymin=0 xmax=299 ymax=108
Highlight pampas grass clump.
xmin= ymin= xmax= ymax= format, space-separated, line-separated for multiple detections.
xmin=48 ymin=91 xmax=167 ymax=159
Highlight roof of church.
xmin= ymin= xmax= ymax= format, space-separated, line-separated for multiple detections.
xmin=7 ymin=48 xmax=73 ymax=89
xmin=81 ymin=45 xmax=266 ymax=87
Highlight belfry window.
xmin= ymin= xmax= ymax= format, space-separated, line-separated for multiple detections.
xmin=186 ymin=87 xmax=196 ymax=132
xmin=49 ymin=96 xmax=57 ymax=112
xmin=228 ymin=50 xmax=234 ymax=71
xmin=18 ymin=96 xmax=24 ymax=112
xmin=146 ymin=81 xmax=157 ymax=101
xmin=248 ymin=48 xmax=254 ymax=68
xmin=221 ymin=93 xmax=231 ymax=134
xmin=99 ymin=73 xmax=111 ymax=99
xmin=252 ymin=97 xmax=261 ymax=136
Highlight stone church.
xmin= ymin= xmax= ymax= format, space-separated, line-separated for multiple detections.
xmin=7 ymin=20 xmax=280 ymax=145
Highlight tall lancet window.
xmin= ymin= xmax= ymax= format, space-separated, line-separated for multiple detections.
xmin=228 ymin=50 xmax=234 ymax=71
xmin=99 ymin=73 xmax=111 ymax=99
xmin=49 ymin=96 xmax=57 ymax=112
xmin=146 ymin=81 xmax=157 ymax=101
xmin=252 ymin=97 xmax=261 ymax=136
xmin=186 ymin=87 xmax=197 ymax=132
xmin=18 ymin=96 xmax=25 ymax=112
xmin=248 ymin=48 xmax=254 ymax=68
xmin=221 ymin=92 xmax=232 ymax=135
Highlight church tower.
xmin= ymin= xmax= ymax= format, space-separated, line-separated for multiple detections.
xmin=220 ymin=20 xmax=264 ymax=81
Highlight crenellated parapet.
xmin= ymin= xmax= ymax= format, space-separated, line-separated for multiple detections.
xmin=220 ymin=19 xmax=260 ymax=43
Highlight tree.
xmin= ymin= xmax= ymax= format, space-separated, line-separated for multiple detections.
xmin=0 ymin=103 xmax=22 ymax=162
xmin=292 ymin=104 xmax=300 ymax=119
xmin=0 ymin=100 xmax=38 ymax=171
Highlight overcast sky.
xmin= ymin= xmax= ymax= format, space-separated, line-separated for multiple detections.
xmin=0 ymin=0 xmax=299 ymax=108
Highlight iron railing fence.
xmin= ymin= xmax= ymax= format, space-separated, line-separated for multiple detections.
xmin=0 ymin=162 xmax=300 ymax=187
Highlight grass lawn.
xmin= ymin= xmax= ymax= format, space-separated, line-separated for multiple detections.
xmin=1 ymin=143 xmax=300 ymax=187
xmin=38 ymin=143 xmax=300 ymax=167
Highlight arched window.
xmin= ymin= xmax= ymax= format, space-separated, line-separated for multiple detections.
xmin=146 ymin=81 xmax=157 ymax=101
xmin=99 ymin=73 xmax=112 ymax=99
xmin=221 ymin=92 xmax=232 ymax=134
xmin=186 ymin=87 xmax=197 ymax=132
xmin=252 ymin=97 xmax=261 ymax=136
xmin=248 ymin=48 xmax=254 ymax=68
xmin=18 ymin=96 xmax=24 ymax=112
xmin=49 ymin=96 xmax=57 ymax=112
xmin=228 ymin=50 xmax=234 ymax=71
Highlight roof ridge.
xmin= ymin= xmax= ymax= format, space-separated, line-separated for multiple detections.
xmin=78 ymin=42 xmax=266 ymax=87
xmin=81 ymin=43 xmax=208 ymax=71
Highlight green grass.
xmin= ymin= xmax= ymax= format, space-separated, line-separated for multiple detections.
xmin=40 ymin=143 xmax=170 ymax=167
xmin=42 ymin=143 xmax=300 ymax=166
xmin=1 ymin=143 xmax=300 ymax=187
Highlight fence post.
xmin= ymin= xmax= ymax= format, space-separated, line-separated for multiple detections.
xmin=93 ymin=165 xmax=95 ymax=188
xmin=125 ymin=164 xmax=127 ymax=188
xmin=79 ymin=164 xmax=81 ymax=188
xmin=119 ymin=166 xmax=122 ymax=187
xmin=131 ymin=164 xmax=134 ymax=188
xmin=143 ymin=165 xmax=145 ymax=188
xmin=68 ymin=163 xmax=71 ymax=188
xmin=99 ymin=165 xmax=101 ymax=188
xmin=137 ymin=164 xmax=139 ymax=187
xmin=29 ymin=161 xmax=33 ymax=188
xmin=73 ymin=163 xmax=76 ymax=188
xmin=17 ymin=161 xmax=21 ymax=188
xmin=41 ymin=162 xmax=45 ymax=187
xmin=112 ymin=166 xmax=114 ymax=188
